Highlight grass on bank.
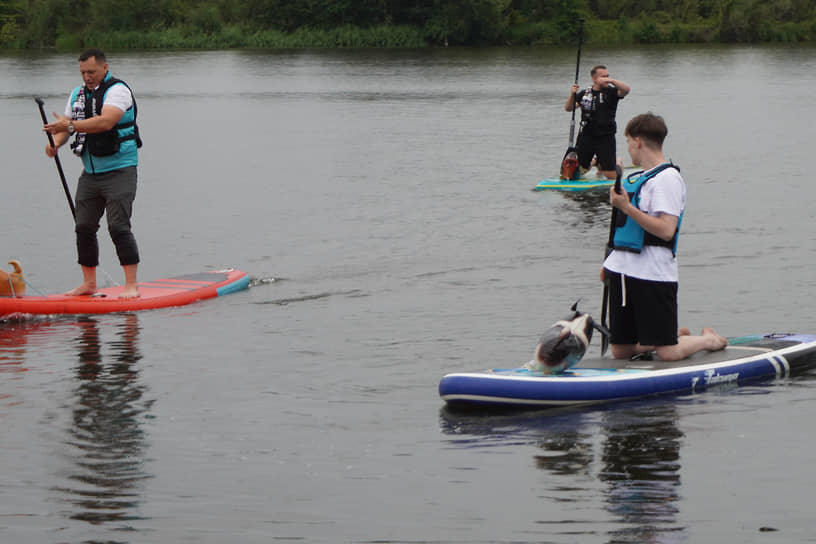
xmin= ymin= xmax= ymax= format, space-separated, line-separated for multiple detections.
xmin=8 ymin=17 xmax=816 ymax=51
xmin=54 ymin=24 xmax=428 ymax=51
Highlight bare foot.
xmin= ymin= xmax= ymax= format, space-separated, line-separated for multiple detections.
xmin=65 ymin=283 xmax=97 ymax=296
xmin=678 ymin=327 xmax=691 ymax=336
xmin=701 ymin=327 xmax=728 ymax=351
xmin=119 ymin=285 xmax=140 ymax=299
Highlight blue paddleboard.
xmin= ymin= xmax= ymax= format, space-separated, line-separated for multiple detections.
xmin=439 ymin=333 xmax=816 ymax=409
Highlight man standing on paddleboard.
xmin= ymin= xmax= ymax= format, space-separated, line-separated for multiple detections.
xmin=565 ymin=65 xmax=630 ymax=180
xmin=602 ymin=112 xmax=727 ymax=361
xmin=43 ymin=48 xmax=143 ymax=299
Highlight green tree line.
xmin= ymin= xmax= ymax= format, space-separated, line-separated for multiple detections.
xmin=1 ymin=0 xmax=814 ymax=49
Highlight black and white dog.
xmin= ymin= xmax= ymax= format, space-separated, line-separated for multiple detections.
xmin=528 ymin=302 xmax=609 ymax=374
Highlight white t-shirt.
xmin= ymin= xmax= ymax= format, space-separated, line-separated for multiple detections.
xmin=602 ymin=166 xmax=686 ymax=282
xmin=64 ymin=82 xmax=133 ymax=116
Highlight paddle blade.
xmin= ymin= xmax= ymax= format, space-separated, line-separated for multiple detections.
xmin=560 ymin=149 xmax=580 ymax=180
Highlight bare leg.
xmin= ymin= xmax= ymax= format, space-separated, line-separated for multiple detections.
xmin=120 ymin=264 xmax=140 ymax=299
xmin=610 ymin=344 xmax=637 ymax=360
xmin=65 ymin=265 xmax=98 ymax=296
xmin=601 ymin=158 xmax=627 ymax=179
xmin=611 ymin=328 xmax=721 ymax=360
xmin=655 ymin=328 xmax=728 ymax=361
xmin=590 ymin=156 xmax=601 ymax=177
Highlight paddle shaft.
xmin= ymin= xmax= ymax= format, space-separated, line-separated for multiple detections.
xmin=606 ymin=170 xmax=623 ymax=251
xmin=567 ymin=18 xmax=585 ymax=147
xmin=35 ymin=97 xmax=76 ymax=219
xmin=600 ymin=164 xmax=623 ymax=355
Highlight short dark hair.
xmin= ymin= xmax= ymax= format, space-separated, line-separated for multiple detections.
xmin=625 ymin=112 xmax=668 ymax=148
xmin=590 ymin=65 xmax=607 ymax=76
xmin=79 ymin=48 xmax=106 ymax=63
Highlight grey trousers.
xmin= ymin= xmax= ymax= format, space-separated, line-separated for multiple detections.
xmin=74 ymin=166 xmax=140 ymax=267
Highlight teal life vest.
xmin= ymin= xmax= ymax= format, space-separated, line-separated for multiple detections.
xmin=69 ymin=72 xmax=141 ymax=174
xmin=612 ymin=163 xmax=683 ymax=255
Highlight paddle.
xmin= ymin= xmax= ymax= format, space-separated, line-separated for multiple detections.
xmin=600 ymin=163 xmax=623 ymax=356
xmin=35 ymin=97 xmax=76 ymax=219
xmin=559 ymin=18 xmax=585 ymax=180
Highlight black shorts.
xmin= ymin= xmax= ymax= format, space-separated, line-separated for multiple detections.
xmin=576 ymin=131 xmax=616 ymax=171
xmin=605 ymin=270 xmax=678 ymax=347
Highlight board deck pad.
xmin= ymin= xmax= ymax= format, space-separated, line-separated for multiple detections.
xmin=0 ymin=268 xmax=250 ymax=318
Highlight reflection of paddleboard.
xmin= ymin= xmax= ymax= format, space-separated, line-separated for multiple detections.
xmin=1 ymin=268 xmax=250 ymax=318
xmin=439 ymin=333 xmax=816 ymax=409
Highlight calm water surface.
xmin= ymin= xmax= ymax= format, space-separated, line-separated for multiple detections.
xmin=2 ymin=44 xmax=816 ymax=543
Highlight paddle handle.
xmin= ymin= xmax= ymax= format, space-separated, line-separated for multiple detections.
xmin=36 ymin=97 xmax=76 ymax=219
xmin=605 ymin=164 xmax=623 ymax=251
xmin=567 ymin=19 xmax=585 ymax=147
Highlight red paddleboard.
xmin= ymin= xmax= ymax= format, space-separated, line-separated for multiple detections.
xmin=0 ymin=268 xmax=249 ymax=318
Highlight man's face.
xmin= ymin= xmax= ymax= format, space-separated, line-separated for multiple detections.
xmin=79 ymin=57 xmax=107 ymax=89
xmin=592 ymin=68 xmax=610 ymax=85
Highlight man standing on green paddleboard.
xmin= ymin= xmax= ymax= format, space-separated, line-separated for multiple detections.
xmin=565 ymin=65 xmax=630 ymax=180
xmin=43 ymin=49 xmax=143 ymax=299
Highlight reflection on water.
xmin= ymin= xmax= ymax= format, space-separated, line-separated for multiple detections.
xmin=54 ymin=314 xmax=153 ymax=530
xmin=0 ymin=320 xmax=35 ymax=413
xmin=539 ymin=189 xmax=618 ymax=233
xmin=599 ymin=403 xmax=684 ymax=543
xmin=0 ymin=319 xmax=45 ymax=369
xmin=440 ymin=401 xmax=685 ymax=543
xmin=561 ymin=188 xmax=616 ymax=217
xmin=533 ymin=428 xmax=595 ymax=478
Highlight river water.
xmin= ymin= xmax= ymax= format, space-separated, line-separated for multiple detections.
xmin=2 ymin=44 xmax=816 ymax=543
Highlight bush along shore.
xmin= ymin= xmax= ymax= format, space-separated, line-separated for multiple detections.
xmin=1 ymin=0 xmax=814 ymax=49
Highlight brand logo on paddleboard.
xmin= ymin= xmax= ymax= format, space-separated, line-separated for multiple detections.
xmin=691 ymin=369 xmax=739 ymax=389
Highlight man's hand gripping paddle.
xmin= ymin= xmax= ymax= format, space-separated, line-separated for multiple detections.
xmin=600 ymin=163 xmax=623 ymax=356
xmin=35 ymin=97 xmax=76 ymax=219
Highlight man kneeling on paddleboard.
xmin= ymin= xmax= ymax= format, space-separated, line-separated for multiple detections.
xmin=565 ymin=65 xmax=630 ymax=180
xmin=601 ymin=112 xmax=727 ymax=361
